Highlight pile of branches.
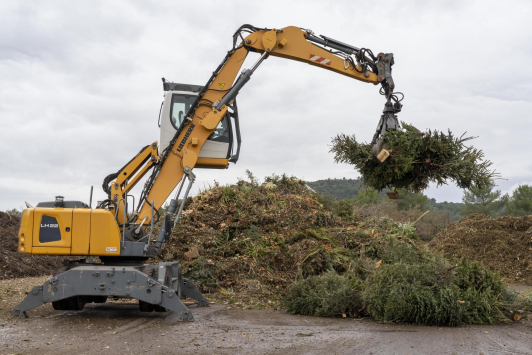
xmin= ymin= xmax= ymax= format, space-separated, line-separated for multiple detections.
xmin=429 ymin=214 xmax=532 ymax=284
xmin=331 ymin=122 xmax=498 ymax=192
xmin=285 ymin=255 xmax=518 ymax=326
xmin=363 ymin=257 xmax=512 ymax=326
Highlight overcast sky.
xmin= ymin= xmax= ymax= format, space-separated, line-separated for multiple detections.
xmin=1 ymin=0 xmax=531 ymax=210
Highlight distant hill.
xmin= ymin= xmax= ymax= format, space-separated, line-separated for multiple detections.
xmin=307 ymin=177 xmax=464 ymax=221
xmin=307 ymin=178 xmax=363 ymax=200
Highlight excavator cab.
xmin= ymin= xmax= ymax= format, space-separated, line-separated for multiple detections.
xmin=159 ymin=81 xmax=241 ymax=169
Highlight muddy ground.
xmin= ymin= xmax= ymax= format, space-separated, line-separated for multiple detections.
xmin=1 ymin=278 xmax=531 ymax=355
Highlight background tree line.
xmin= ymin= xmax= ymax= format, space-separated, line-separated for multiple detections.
xmin=307 ymin=178 xmax=532 ymax=242
xmin=308 ymin=178 xmax=532 ymax=218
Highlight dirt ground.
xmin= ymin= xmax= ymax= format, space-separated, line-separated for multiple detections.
xmin=1 ymin=278 xmax=532 ymax=355
xmin=0 ymin=212 xmax=69 ymax=280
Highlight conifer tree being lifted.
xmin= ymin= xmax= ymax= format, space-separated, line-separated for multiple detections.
xmin=331 ymin=122 xmax=498 ymax=193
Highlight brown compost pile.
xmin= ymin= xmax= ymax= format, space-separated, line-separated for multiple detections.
xmin=159 ymin=175 xmax=423 ymax=303
xmin=158 ymin=175 xmax=524 ymax=325
xmin=429 ymin=214 xmax=532 ymax=285
xmin=0 ymin=212 xmax=66 ymax=280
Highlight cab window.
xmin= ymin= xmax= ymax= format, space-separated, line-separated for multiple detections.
xmin=170 ymin=94 xmax=196 ymax=129
xmin=170 ymin=93 xmax=231 ymax=144
xmin=208 ymin=116 xmax=230 ymax=142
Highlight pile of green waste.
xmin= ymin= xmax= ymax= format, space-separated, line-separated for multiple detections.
xmin=159 ymin=173 xmax=526 ymax=326
xmin=331 ymin=123 xmax=498 ymax=192
xmin=285 ymin=253 xmax=522 ymax=326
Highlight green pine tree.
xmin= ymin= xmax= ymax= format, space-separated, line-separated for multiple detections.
xmin=460 ymin=184 xmax=507 ymax=217
xmin=506 ymin=184 xmax=532 ymax=216
xmin=395 ymin=189 xmax=429 ymax=211
xmin=353 ymin=187 xmax=382 ymax=205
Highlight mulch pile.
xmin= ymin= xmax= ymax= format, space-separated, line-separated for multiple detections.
xmin=429 ymin=213 xmax=532 ymax=285
xmin=0 ymin=211 xmax=66 ymax=280
xmin=159 ymin=176 xmax=345 ymax=302
xmin=159 ymin=176 xmax=524 ymax=325
xmin=159 ymin=175 xmax=427 ymax=304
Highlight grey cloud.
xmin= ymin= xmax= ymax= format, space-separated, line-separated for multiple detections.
xmin=1 ymin=0 xmax=531 ymax=210
xmin=0 ymin=2 xmax=143 ymax=63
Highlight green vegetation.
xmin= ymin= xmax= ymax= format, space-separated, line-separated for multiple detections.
xmin=308 ymin=178 xmax=463 ymax=220
xmin=307 ymin=178 xmax=362 ymax=200
xmin=285 ymin=271 xmax=365 ymax=317
xmin=309 ymin=179 xmax=532 ymax=220
xmin=353 ymin=187 xmax=382 ymax=206
xmin=506 ymin=184 xmax=532 ymax=217
xmin=460 ymin=183 xmax=508 ymax=217
xmin=459 ymin=183 xmax=532 ymax=217
xmin=331 ymin=123 xmax=498 ymax=192
xmin=363 ymin=257 xmax=511 ymax=326
xmin=427 ymin=199 xmax=462 ymax=221
xmin=284 ymin=232 xmax=517 ymax=326
xmin=394 ymin=189 xmax=429 ymax=211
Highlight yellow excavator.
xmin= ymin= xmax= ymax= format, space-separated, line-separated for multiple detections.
xmin=13 ymin=25 xmax=403 ymax=320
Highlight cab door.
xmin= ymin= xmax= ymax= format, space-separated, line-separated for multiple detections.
xmin=32 ymin=208 xmax=72 ymax=251
xmin=159 ymin=91 xmax=198 ymax=154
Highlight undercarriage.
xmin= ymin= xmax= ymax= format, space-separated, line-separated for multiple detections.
xmin=12 ymin=259 xmax=207 ymax=321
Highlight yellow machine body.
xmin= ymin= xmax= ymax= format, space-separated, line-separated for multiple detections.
xmin=18 ymin=207 xmax=121 ymax=257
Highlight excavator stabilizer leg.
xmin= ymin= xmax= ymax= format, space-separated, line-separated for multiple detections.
xmin=11 ymin=286 xmax=45 ymax=318
xmin=12 ymin=262 xmax=207 ymax=321
xmin=182 ymin=279 xmax=209 ymax=306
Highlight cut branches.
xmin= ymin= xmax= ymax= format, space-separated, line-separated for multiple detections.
xmin=331 ymin=122 xmax=499 ymax=192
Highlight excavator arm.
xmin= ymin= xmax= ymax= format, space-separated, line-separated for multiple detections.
xmin=106 ymin=25 xmax=402 ymax=253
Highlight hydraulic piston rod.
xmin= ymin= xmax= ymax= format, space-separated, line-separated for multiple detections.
xmin=306 ymin=34 xmax=360 ymax=54
xmin=216 ymin=51 xmax=269 ymax=110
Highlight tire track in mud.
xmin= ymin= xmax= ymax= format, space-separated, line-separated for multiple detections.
xmin=3 ymin=305 xmax=532 ymax=355
xmin=5 ymin=305 xmax=170 ymax=355
xmin=45 ymin=313 xmax=165 ymax=355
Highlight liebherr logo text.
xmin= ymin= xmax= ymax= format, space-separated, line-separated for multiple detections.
xmin=41 ymin=224 xmax=59 ymax=228
xmin=176 ymin=124 xmax=195 ymax=152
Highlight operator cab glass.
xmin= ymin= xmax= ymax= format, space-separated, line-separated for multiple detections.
xmin=170 ymin=94 xmax=195 ymax=129
xmin=207 ymin=116 xmax=230 ymax=143
xmin=169 ymin=93 xmax=230 ymax=142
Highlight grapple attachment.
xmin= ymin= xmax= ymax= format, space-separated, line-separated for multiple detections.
xmin=371 ymin=101 xmax=402 ymax=162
